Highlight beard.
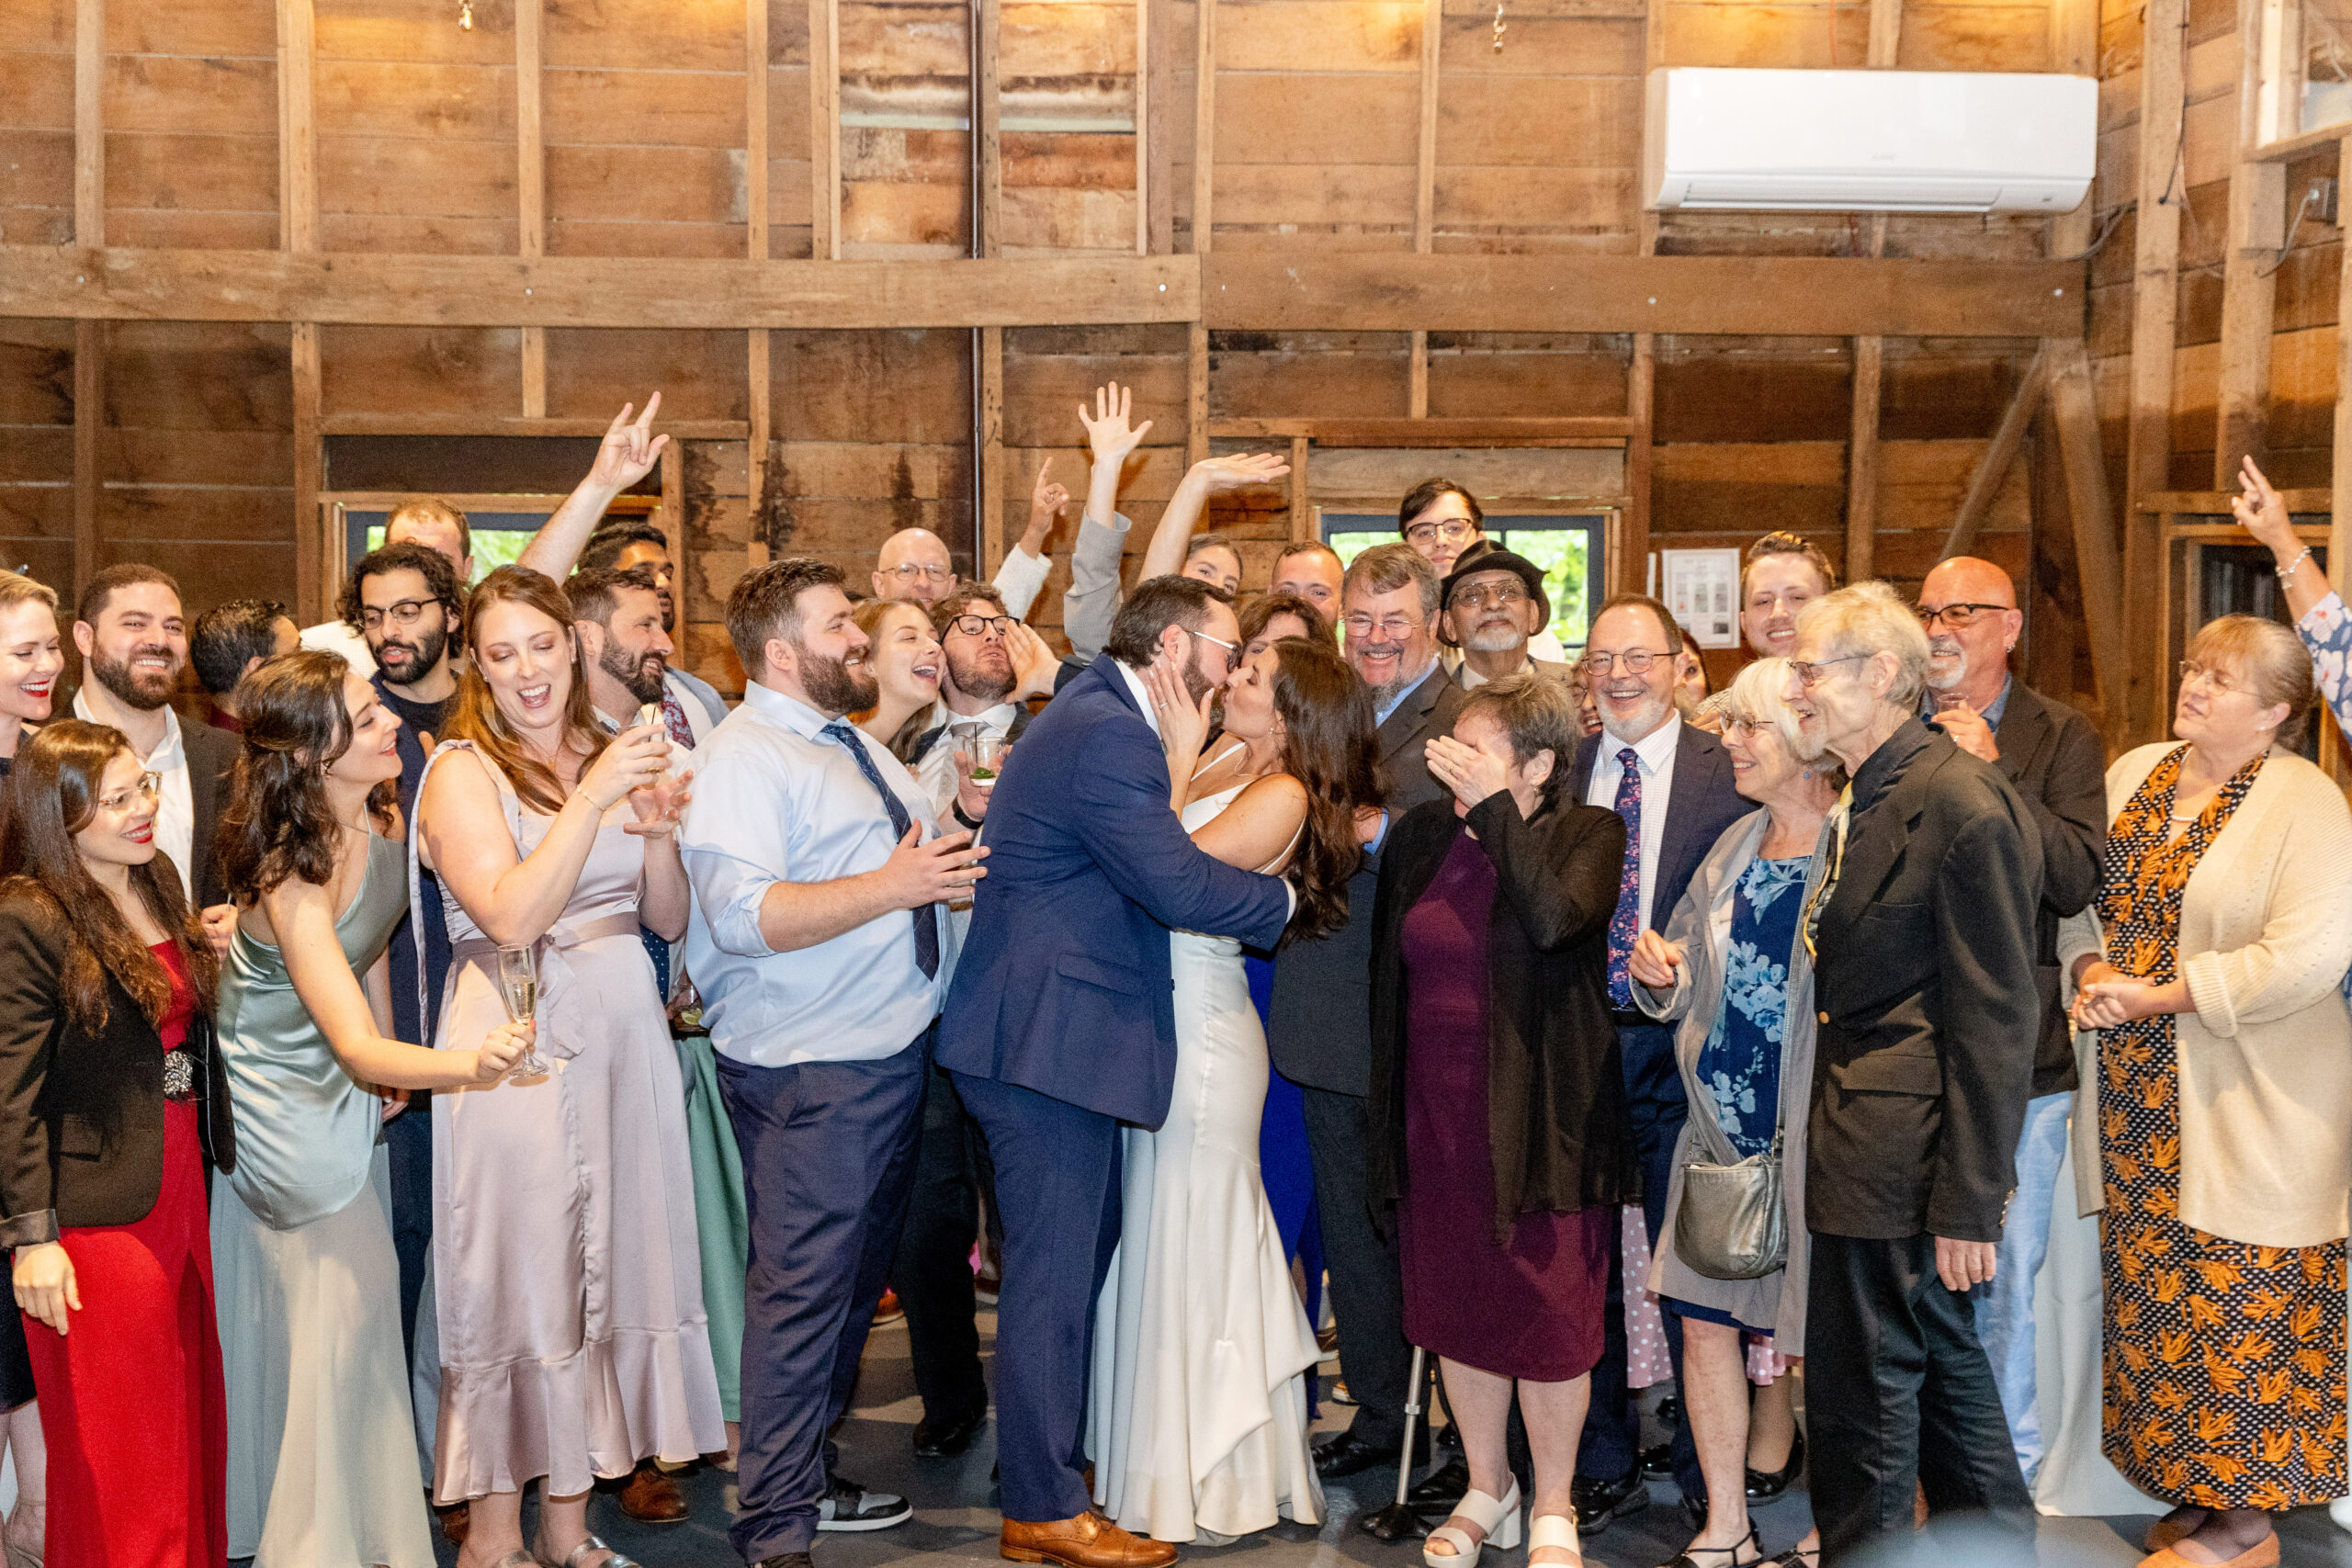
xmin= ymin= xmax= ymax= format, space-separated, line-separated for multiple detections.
xmin=799 ymin=645 xmax=880 ymax=717
xmin=1925 ymin=637 xmax=1966 ymax=692
xmin=599 ymin=637 xmax=668 ymax=705
xmin=371 ymin=621 xmax=449 ymax=690
xmin=656 ymin=587 xmax=675 ymax=635
xmin=1599 ymin=687 xmax=1672 ymax=743
xmin=89 ymin=642 xmax=180 ymax=712
xmin=1464 ymin=622 xmax=1526 ymax=655
xmin=946 ymin=645 xmax=1015 ymax=706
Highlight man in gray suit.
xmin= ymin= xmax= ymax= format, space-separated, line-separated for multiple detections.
xmin=1269 ymin=544 xmax=1467 ymax=1483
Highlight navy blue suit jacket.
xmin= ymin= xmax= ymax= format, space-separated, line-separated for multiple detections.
xmin=936 ymin=658 xmax=1294 ymax=1129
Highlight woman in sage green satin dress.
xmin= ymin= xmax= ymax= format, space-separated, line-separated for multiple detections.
xmin=209 ymin=651 xmax=529 ymax=1568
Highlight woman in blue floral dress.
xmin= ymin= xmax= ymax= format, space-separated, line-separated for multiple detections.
xmin=1631 ymin=659 xmax=1840 ymax=1568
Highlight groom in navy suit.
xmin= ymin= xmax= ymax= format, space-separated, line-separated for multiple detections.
xmin=938 ymin=576 xmax=1294 ymax=1568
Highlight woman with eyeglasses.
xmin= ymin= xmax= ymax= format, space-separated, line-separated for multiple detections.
xmin=1778 ymin=581 xmax=2043 ymax=1563
xmin=0 ymin=720 xmax=234 ymax=1568
xmin=1627 ymin=659 xmax=1835 ymax=1568
xmin=2056 ymin=614 xmax=2352 ymax=1568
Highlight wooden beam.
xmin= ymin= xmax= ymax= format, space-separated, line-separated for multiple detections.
xmin=2046 ymin=339 xmax=2123 ymax=728
xmin=1188 ymin=321 xmax=1209 ymax=468
xmin=747 ymin=0 xmax=773 ymax=542
xmin=1288 ymin=435 xmax=1311 ymax=543
xmin=1409 ymin=0 xmax=1441 ymax=416
xmin=658 ymin=439 xmax=684 ymax=601
xmin=279 ymin=0 xmax=322 ymax=619
xmin=811 ymin=0 xmax=840 ymax=258
xmin=1940 ymin=344 xmax=2052 ymax=561
xmin=1209 ymin=416 xmax=1634 ymax=445
xmin=517 ymin=0 xmax=546 ymax=418
xmin=2048 ymin=0 xmax=2098 ymax=254
xmin=1202 ymin=254 xmax=2081 ymax=337
xmin=1869 ymin=0 xmax=1903 ymax=66
xmin=1133 ymin=0 xmax=1148 ymax=257
xmin=2124 ymin=0 xmax=2185 ymax=741
xmin=292 ymin=321 xmax=322 ymax=619
xmin=2215 ymin=0 xmax=2286 ymax=486
xmin=978 ymin=0 xmax=1001 ymax=257
xmin=2332 ymin=138 xmax=2352 ymax=726
xmin=74 ymin=0 xmax=103 ymax=245
xmin=2245 ymin=121 xmax=2341 ymax=164
xmin=320 ymin=413 xmax=752 ymax=439
xmin=748 ymin=329 xmax=771 ymax=530
xmin=1847 ymin=334 xmax=1883 ymax=581
xmin=1145 ymin=0 xmax=1172 ymax=253
xmin=2136 ymin=488 xmax=2332 ymax=513
xmin=1193 ymin=0 xmax=1216 ymax=256
xmin=1623 ymin=334 xmax=1653 ymax=599
xmin=981 ymin=327 xmax=1005 ymax=575
xmin=73 ymin=320 xmax=101 ymax=600
xmin=277 ymin=0 xmax=316 ymax=253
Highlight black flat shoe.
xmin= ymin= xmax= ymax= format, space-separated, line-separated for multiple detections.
xmin=1315 ymin=1428 xmax=1425 ymax=1480
xmin=1407 ymin=1456 xmax=1470 ymax=1512
xmin=1744 ymin=1430 xmax=1804 ymax=1503
xmin=1569 ymin=1469 xmax=1649 ymax=1535
xmin=1766 ymin=1545 xmax=1819 ymax=1567
xmin=1659 ymin=1524 xmax=1763 ymax=1568
xmin=1641 ymin=1440 xmax=1676 ymax=1480
xmin=912 ymin=1404 xmax=988 ymax=1458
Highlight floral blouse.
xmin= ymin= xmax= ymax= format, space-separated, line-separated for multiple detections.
xmin=1694 ymin=855 xmax=1807 ymax=1157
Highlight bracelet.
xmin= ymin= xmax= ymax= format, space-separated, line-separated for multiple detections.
xmin=2278 ymin=546 xmax=2314 ymax=581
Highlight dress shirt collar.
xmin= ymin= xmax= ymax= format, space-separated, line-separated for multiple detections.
xmin=741 ymin=676 xmax=842 ymax=740
xmin=1602 ymin=709 xmax=1682 ymax=774
xmin=942 ymin=701 xmax=1021 ymax=736
xmin=1457 ymin=655 xmax=1532 ymax=691
xmin=1374 ymin=659 xmax=1442 ymax=728
xmin=1849 ymin=715 xmax=1934 ymax=816
xmin=1114 ymin=660 xmax=1162 ymax=738
xmin=1919 ymin=672 xmax=2013 ymax=731
xmin=74 ymin=687 xmax=186 ymax=768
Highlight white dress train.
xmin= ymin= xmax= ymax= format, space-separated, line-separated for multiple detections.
xmin=1086 ymin=781 xmax=1325 ymax=1543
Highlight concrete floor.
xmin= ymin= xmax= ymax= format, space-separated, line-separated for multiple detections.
xmin=424 ymin=1309 xmax=2352 ymax=1568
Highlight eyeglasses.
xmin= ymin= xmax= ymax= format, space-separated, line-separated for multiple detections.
xmin=1343 ymin=615 xmax=1423 ymax=641
xmin=1453 ymin=583 xmax=1529 ymax=611
xmin=1915 ymin=602 xmax=2008 ymax=630
xmin=1404 ymin=520 xmax=1477 ymax=547
xmin=885 ymin=563 xmax=954 ymax=584
xmin=1578 ymin=649 xmax=1672 ymax=677
xmin=359 ymin=599 xmax=438 ymax=631
xmin=95 ymin=772 xmax=161 ymax=815
xmin=948 ymin=614 xmax=1013 ymax=638
xmin=1192 ymin=628 xmax=1240 ymax=657
xmin=1790 ymin=654 xmax=1868 ymax=687
xmin=2177 ymin=660 xmax=2246 ymax=695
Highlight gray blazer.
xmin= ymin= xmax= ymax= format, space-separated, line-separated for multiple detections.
xmin=1634 ymin=807 xmax=1828 ymax=1347
xmin=1058 ymin=511 xmax=1135 ymax=666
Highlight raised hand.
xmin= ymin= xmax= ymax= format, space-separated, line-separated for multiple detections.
xmin=1029 ymin=457 xmax=1070 ymax=533
xmin=2231 ymin=455 xmax=2296 ymax=558
xmin=1185 ymin=452 xmax=1290 ymax=494
xmin=581 ymin=722 xmax=673 ymax=812
xmin=1079 ymin=381 xmax=1154 ymax=468
xmin=1006 ymin=621 xmax=1061 ymax=701
xmin=587 ymin=393 xmax=670 ymax=494
xmin=626 ymin=764 xmax=695 ymax=837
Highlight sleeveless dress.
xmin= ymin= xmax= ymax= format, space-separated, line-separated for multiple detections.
xmin=1087 ymin=770 xmax=1324 ymax=1543
xmin=416 ymin=741 xmax=724 ymax=1503
xmin=211 ymin=833 xmax=436 ymax=1566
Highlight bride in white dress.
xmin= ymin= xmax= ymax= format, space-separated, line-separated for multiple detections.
xmin=1088 ymin=629 xmax=1383 ymax=1543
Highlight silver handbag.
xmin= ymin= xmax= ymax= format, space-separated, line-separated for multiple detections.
xmin=1674 ymin=1127 xmax=1787 ymax=1281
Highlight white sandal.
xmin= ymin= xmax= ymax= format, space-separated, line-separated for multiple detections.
xmin=1528 ymin=1513 xmax=1583 ymax=1568
xmin=1422 ymin=1481 xmax=1522 ymax=1568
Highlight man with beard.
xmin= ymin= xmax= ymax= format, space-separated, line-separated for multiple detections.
xmin=1916 ymin=556 xmax=2105 ymax=1488
xmin=571 ymin=563 xmax=677 ymax=732
xmin=1268 ymin=544 xmax=1467 ymax=1492
xmin=303 ymin=496 xmax=476 ymax=676
xmin=1439 ymin=549 xmax=1571 ymax=691
xmin=684 ymin=558 xmax=985 ymax=1568
xmin=1737 ymin=531 xmax=1835 ymax=660
xmin=1565 ymin=594 xmax=1747 ymax=1538
xmin=70 ymin=564 xmax=237 ymax=919
xmin=909 ymin=585 xmax=1037 ymax=808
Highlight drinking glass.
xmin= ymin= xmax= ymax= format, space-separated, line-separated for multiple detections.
xmin=971 ymin=733 xmax=1007 ymax=787
xmin=495 ymin=943 xmax=548 ymax=1076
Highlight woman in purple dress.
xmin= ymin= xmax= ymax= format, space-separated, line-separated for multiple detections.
xmin=1367 ymin=672 xmax=1634 ymax=1568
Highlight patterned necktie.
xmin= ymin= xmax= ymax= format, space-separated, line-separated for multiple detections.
xmin=659 ymin=688 xmax=695 ymax=749
xmin=1606 ymin=746 xmax=1643 ymax=1008
xmin=822 ymin=720 xmax=940 ymax=979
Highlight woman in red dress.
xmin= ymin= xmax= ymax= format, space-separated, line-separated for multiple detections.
xmin=0 ymin=720 xmax=233 ymax=1567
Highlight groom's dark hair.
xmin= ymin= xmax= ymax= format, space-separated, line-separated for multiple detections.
xmin=1105 ymin=576 xmax=1234 ymax=669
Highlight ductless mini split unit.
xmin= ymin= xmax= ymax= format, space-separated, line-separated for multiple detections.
xmin=1644 ymin=67 xmax=2098 ymax=215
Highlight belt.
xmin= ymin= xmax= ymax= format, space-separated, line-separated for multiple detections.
xmin=451 ymin=912 xmax=646 ymax=1063
xmin=1611 ymin=1008 xmax=1649 ymax=1028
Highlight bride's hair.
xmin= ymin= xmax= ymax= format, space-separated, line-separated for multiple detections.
xmin=1266 ymin=637 xmax=1381 ymax=944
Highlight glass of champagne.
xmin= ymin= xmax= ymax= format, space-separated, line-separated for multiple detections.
xmin=495 ymin=943 xmax=547 ymax=1076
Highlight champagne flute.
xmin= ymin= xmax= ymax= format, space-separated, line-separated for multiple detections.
xmin=495 ymin=943 xmax=546 ymax=1076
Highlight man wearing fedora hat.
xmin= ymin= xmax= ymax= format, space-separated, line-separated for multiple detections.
xmin=1439 ymin=547 xmax=1574 ymax=691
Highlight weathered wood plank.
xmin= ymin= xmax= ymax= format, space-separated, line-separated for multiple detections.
xmin=1939 ymin=343 xmax=2049 ymax=559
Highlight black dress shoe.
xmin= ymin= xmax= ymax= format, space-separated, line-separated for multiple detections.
xmin=1313 ymin=1428 xmax=1424 ymax=1480
xmin=913 ymin=1404 xmax=989 ymax=1458
xmin=1642 ymin=1440 xmax=1676 ymax=1480
xmin=1657 ymin=1394 xmax=1681 ymax=1427
xmin=1745 ymin=1429 xmax=1804 ymax=1503
xmin=1570 ymin=1469 xmax=1649 ymax=1535
xmin=1406 ymin=1455 xmax=1469 ymax=1510
xmin=754 ymin=1557 xmax=815 ymax=1568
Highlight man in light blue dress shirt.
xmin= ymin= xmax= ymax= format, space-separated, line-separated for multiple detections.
xmin=681 ymin=558 xmax=989 ymax=1568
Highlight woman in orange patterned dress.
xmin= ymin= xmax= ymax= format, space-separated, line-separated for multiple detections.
xmin=2066 ymin=615 xmax=2352 ymax=1568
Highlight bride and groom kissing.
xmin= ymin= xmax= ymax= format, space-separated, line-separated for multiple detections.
xmin=937 ymin=574 xmax=1380 ymax=1565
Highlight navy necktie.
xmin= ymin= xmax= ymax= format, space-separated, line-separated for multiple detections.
xmin=823 ymin=720 xmax=939 ymax=979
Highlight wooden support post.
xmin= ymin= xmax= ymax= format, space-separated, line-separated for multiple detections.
xmin=292 ymin=323 xmax=322 ymax=616
xmin=2331 ymin=137 xmax=2352 ymax=719
xmin=1940 ymin=344 xmax=2052 ymax=561
xmin=978 ymin=0 xmax=1001 ymax=258
xmin=1134 ymin=0 xmax=1148 ymax=256
xmin=810 ymin=0 xmax=840 ymax=258
xmin=74 ymin=0 xmax=103 ymax=246
xmin=659 ymin=440 xmax=684 ymax=596
xmin=1188 ymin=323 xmax=1210 ymax=468
xmin=278 ymin=0 xmax=322 ymax=619
xmin=748 ymin=329 xmax=771 ymax=563
xmin=1869 ymin=0 xmax=1904 ymax=66
xmin=74 ymin=321 xmax=102 ymax=600
xmin=1409 ymin=0 xmax=1441 ymax=417
xmin=980 ymin=327 xmax=1004 ymax=577
xmin=976 ymin=0 xmax=1004 ymax=577
xmin=1146 ymin=0 xmax=1172 ymax=253
xmin=517 ymin=0 xmax=546 ymax=418
xmin=1288 ymin=435 xmax=1311 ymax=543
xmin=1623 ymin=334 xmax=1653 ymax=600
xmin=1847 ymin=335 xmax=1883 ymax=582
xmin=2046 ymin=338 xmax=2123 ymax=729
xmin=2215 ymin=0 xmax=2287 ymax=485
xmin=2124 ymin=0 xmax=2185 ymax=741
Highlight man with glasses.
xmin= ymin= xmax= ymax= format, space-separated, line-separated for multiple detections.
xmin=1565 ymin=594 xmax=1748 ymax=1537
xmin=1439 ymin=550 xmax=1569 ymax=691
xmin=1400 ymin=480 xmax=1568 ymax=670
xmin=1268 ymin=545 xmax=1469 ymax=1490
xmin=1915 ymin=557 xmax=2105 ymax=1490
xmin=303 ymin=496 xmax=477 ymax=677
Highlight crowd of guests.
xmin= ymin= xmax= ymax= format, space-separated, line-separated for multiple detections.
xmin=0 ymin=381 xmax=2341 ymax=1568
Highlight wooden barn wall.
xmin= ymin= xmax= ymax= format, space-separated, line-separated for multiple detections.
xmin=6 ymin=0 xmax=2091 ymax=701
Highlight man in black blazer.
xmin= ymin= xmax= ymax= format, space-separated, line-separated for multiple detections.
xmin=1917 ymin=557 xmax=2106 ymax=1485
xmin=1269 ymin=544 xmax=1466 ymax=1483
xmin=1792 ymin=582 xmax=2041 ymax=1564
xmin=1566 ymin=594 xmax=1750 ymax=1529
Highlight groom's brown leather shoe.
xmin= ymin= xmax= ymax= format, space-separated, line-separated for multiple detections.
xmin=1001 ymin=1511 xmax=1176 ymax=1568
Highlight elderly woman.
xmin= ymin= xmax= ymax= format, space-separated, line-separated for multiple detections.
xmin=1628 ymin=659 xmax=1835 ymax=1568
xmin=1368 ymin=673 xmax=1633 ymax=1568
xmin=2059 ymin=614 xmax=2352 ymax=1568
xmin=1780 ymin=581 xmax=2041 ymax=1564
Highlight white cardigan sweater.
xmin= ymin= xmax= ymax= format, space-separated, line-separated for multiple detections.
xmin=2057 ymin=742 xmax=2352 ymax=1248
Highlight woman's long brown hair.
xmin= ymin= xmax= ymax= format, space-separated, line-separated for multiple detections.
xmin=443 ymin=566 xmax=609 ymax=815
xmin=217 ymin=650 xmax=397 ymax=904
xmin=0 ymin=720 xmax=216 ymax=1033
xmin=1267 ymin=636 xmax=1381 ymax=944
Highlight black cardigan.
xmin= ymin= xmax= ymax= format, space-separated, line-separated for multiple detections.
xmin=0 ymin=889 xmax=234 ymax=1247
xmin=1367 ymin=791 xmax=1635 ymax=1242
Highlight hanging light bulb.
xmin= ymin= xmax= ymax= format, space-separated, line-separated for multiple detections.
xmin=458 ymin=0 xmax=473 ymax=28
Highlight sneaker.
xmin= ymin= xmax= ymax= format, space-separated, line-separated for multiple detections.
xmin=818 ymin=1474 xmax=912 ymax=1532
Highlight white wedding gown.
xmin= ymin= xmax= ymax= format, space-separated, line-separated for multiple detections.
xmin=1086 ymin=781 xmax=1326 ymax=1543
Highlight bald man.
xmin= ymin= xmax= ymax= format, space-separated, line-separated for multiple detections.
xmin=875 ymin=527 xmax=960 ymax=606
xmin=1917 ymin=555 xmax=2107 ymax=1488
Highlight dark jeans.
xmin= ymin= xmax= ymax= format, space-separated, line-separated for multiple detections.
xmin=383 ymin=1092 xmax=433 ymax=1359
xmin=718 ymin=1033 xmax=928 ymax=1562
xmin=1302 ymin=1083 xmax=1414 ymax=1449
xmin=1806 ymin=1230 xmax=2035 ymax=1567
xmin=892 ymin=1061 xmax=994 ymax=1425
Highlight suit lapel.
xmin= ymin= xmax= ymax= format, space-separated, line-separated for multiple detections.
xmin=1567 ymin=733 xmax=1599 ymax=804
xmin=1992 ymin=684 xmax=2049 ymax=788
xmin=1659 ymin=725 xmax=1726 ymax=880
xmin=1377 ymin=665 xmax=1447 ymax=762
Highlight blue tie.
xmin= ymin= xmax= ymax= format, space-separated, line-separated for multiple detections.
xmin=822 ymin=720 xmax=940 ymax=979
xmin=1606 ymin=747 xmax=1643 ymax=1008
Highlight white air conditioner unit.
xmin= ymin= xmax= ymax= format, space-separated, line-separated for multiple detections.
xmin=1644 ymin=68 xmax=2096 ymax=215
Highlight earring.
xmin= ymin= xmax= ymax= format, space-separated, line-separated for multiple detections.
xmin=1801 ymin=770 xmax=1814 ymax=779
